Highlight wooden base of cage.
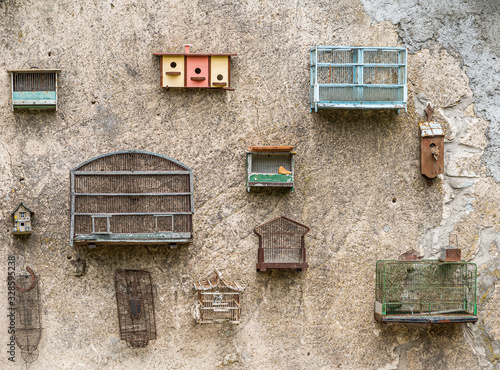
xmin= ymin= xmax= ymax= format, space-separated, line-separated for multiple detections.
xmin=374 ymin=312 xmax=478 ymax=324
xmin=256 ymin=262 xmax=308 ymax=272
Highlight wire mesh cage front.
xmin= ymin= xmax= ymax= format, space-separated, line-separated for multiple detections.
xmin=375 ymin=260 xmax=477 ymax=323
xmin=14 ymin=267 xmax=42 ymax=365
xmin=13 ymin=72 xmax=57 ymax=91
xmin=310 ymin=46 xmax=407 ymax=111
xmin=115 ymin=269 xmax=156 ymax=347
xmin=254 ymin=216 xmax=310 ymax=271
xmin=9 ymin=69 xmax=60 ymax=110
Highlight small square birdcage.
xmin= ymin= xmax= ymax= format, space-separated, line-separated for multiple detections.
xmin=310 ymin=46 xmax=407 ymax=112
xmin=14 ymin=267 xmax=42 ymax=365
xmin=254 ymin=216 xmax=310 ymax=271
xmin=192 ymin=269 xmax=244 ymax=324
xmin=114 ymin=269 xmax=156 ymax=348
xmin=8 ymin=69 xmax=60 ymax=110
xmin=246 ymin=146 xmax=295 ymax=192
xmin=375 ymin=260 xmax=477 ymax=324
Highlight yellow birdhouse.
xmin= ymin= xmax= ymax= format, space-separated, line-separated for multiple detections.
xmin=12 ymin=202 xmax=33 ymax=235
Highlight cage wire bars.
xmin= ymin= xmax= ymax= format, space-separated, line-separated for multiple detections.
xmin=14 ymin=266 xmax=42 ymax=365
xmin=310 ymin=46 xmax=407 ymax=112
xmin=115 ymin=269 xmax=156 ymax=348
xmin=375 ymin=260 xmax=477 ymax=324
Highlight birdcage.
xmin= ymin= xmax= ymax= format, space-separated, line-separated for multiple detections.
xmin=246 ymin=146 xmax=295 ymax=192
xmin=8 ymin=69 xmax=60 ymax=110
xmin=375 ymin=260 xmax=477 ymax=324
xmin=254 ymin=216 xmax=310 ymax=271
xmin=192 ymin=269 xmax=244 ymax=324
xmin=310 ymin=46 xmax=407 ymax=112
xmin=115 ymin=269 xmax=156 ymax=348
xmin=14 ymin=267 xmax=42 ymax=364
xmin=70 ymin=150 xmax=194 ymax=247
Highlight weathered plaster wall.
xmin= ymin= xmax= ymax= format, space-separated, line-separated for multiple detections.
xmin=0 ymin=0 xmax=497 ymax=368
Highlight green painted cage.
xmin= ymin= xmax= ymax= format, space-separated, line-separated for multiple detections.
xmin=8 ymin=69 xmax=60 ymax=110
xmin=375 ymin=260 xmax=477 ymax=324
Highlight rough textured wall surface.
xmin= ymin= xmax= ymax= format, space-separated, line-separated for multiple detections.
xmin=0 ymin=0 xmax=497 ymax=369
xmin=361 ymin=0 xmax=500 ymax=367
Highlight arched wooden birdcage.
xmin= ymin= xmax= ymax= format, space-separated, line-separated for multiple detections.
xmin=192 ymin=269 xmax=244 ymax=324
xmin=254 ymin=216 xmax=310 ymax=271
xmin=70 ymin=150 xmax=194 ymax=248
xmin=14 ymin=267 xmax=42 ymax=365
xmin=114 ymin=269 xmax=156 ymax=348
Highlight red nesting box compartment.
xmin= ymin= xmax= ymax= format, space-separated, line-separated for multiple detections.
xmin=186 ymin=56 xmax=209 ymax=87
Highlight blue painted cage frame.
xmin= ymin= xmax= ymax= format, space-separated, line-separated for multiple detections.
xmin=310 ymin=46 xmax=407 ymax=112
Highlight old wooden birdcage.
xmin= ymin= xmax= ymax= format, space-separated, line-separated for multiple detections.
xmin=375 ymin=259 xmax=477 ymax=324
xmin=254 ymin=216 xmax=310 ymax=271
xmin=114 ymin=269 xmax=156 ymax=348
xmin=14 ymin=267 xmax=42 ymax=365
xmin=192 ymin=269 xmax=244 ymax=324
xmin=70 ymin=150 xmax=194 ymax=248
xmin=246 ymin=146 xmax=295 ymax=192
xmin=310 ymin=46 xmax=407 ymax=112
xmin=8 ymin=69 xmax=60 ymax=110
xmin=154 ymin=44 xmax=236 ymax=90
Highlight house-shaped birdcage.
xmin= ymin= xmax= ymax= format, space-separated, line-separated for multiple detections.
xmin=8 ymin=69 xmax=60 ymax=110
xmin=310 ymin=46 xmax=407 ymax=112
xmin=70 ymin=150 xmax=194 ymax=248
xmin=192 ymin=269 xmax=244 ymax=324
xmin=154 ymin=44 xmax=236 ymax=90
xmin=12 ymin=202 xmax=33 ymax=235
xmin=254 ymin=216 xmax=310 ymax=271
xmin=246 ymin=146 xmax=295 ymax=192
xmin=14 ymin=267 xmax=42 ymax=365
xmin=375 ymin=260 xmax=477 ymax=324
xmin=115 ymin=269 xmax=156 ymax=348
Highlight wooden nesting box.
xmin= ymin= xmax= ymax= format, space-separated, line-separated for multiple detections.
xmin=14 ymin=267 xmax=42 ymax=365
xmin=246 ymin=146 xmax=295 ymax=192
xmin=439 ymin=247 xmax=461 ymax=262
xmin=420 ymin=121 xmax=444 ymax=178
xmin=12 ymin=202 xmax=33 ymax=235
xmin=153 ymin=44 xmax=236 ymax=90
xmin=115 ymin=269 xmax=156 ymax=348
xmin=254 ymin=216 xmax=310 ymax=271
xmin=310 ymin=46 xmax=407 ymax=112
xmin=192 ymin=269 xmax=244 ymax=324
xmin=8 ymin=69 xmax=60 ymax=110
xmin=70 ymin=150 xmax=194 ymax=247
xmin=375 ymin=260 xmax=477 ymax=324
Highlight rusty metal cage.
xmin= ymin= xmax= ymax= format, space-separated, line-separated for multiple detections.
xmin=375 ymin=260 xmax=477 ymax=324
xmin=8 ymin=69 xmax=60 ymax=110
xmin=14 ymin=267 xmax=42 ymax=365
xmin=70 ymin=151 xmax=194 ymax=247
xmin=254 ymin=216 xmax=310 ymax=271
xmin=115 ymin=269 xmax=156 ymax=348
xmin=192 ymin=269 xmax=244 ymax=324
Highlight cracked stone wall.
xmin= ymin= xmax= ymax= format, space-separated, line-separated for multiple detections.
xmin=0 ymin=0 xmax=498 ymax=368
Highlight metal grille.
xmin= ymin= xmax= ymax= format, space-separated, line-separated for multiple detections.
xmin=13 ymin=72 xmax=56 ymax=91
xmin=70 ymin=151 xmax=194 ymax=246
xmin=376 ymin=260 xmax=477 ymax=316
xmin=14 ymin=267 xmax=41 ymax=365
xmin=310 ymin=46 xmax=407 ymax=110
xmin=198 ymin=290 xmax=241 ymax=323
xmin=251 ymin=154 xmax=293 ymax=174
xmin=254 ymin=216 xmax=310 ymax=268
xmin=115 ymin=270 xmax=156 ymax=348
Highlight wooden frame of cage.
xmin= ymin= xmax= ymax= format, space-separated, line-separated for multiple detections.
xmin=115 ymin=269 xmax=156 ymax=348
xmin=70 ymin=150 xmax=194 ymax=247
xmin=375 ymin=260 xmax=477 ymax=324
xmin=8 ymin=69 xmax=60 ymax=110
xmin=246 ymin=146 xmax=295 ymax=192
xmin=153 ymin=44 xmax=237 ymax=90
xmin=309 ymin=46 xmax=407 ymax=112
xmin=14 ymin=267 xmax=42 ymax=365
xmin=192 ymin=269 xmax=244 ymax=324
xmin=254 ymin=216 xmax=310 ymax=271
